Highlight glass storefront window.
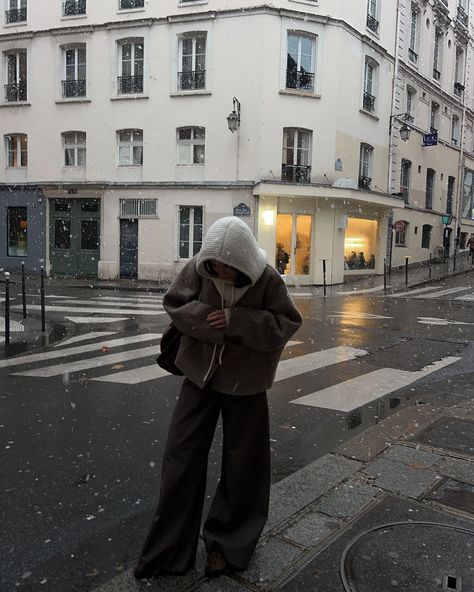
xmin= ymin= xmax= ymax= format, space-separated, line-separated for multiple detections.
xmin=7 ymin=206 xmax=27 ymax=257
xmin=344 ymin=218 xmax=377 ymax=270
xmin=276 ymin=213 xmax=312 ymax=275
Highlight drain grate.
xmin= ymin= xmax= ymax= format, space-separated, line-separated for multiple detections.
xmin=444 ymin=574 xmax=462 ymax=591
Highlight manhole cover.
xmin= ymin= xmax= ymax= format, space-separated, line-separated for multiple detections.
xmin=341 ymin=522 xmax=474 ymax=591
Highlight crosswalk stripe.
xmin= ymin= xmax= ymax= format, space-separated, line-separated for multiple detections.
xmin=275 ymin=346 xmax=367 ymax=382
xmin=12 ymin=344 xmax=163 ymax=378
xmin=387 ymin=286 xmax=443 ymax=297
xmin=454 ymin=293 xmax=474 ymax=301
xmin=0 ymin=333 xmax=162 ymax=369
xmin=65 ymin=317 xmax=130 ymax=324
xmin=92 ymin=339 xmax=307 ymax=384
xmin=94 ymin=295 xmax=163 ymax=303
xmin=11 ymin=304 xmax=165 ymax=316
xmin=290 ymin=356 xmax=460 ymax=412
xmin=54 ymin=332 xmax=117 ymax=347
xmin=52 ymin=299 xmax=164 ymax=310
xmin=412 ymin=286 xmax=472 ymax=298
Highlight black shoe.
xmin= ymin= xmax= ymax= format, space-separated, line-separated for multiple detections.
xmin=205 ymin=551 xmax=227 ymax=577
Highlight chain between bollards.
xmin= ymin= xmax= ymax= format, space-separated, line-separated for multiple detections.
xmin=4 ymin=272 xmax=10 ymax=348
xmin=40 ymin=266 xmax=46 ymax=333
xmin=21 ymin=261 xmax=27 ymax=319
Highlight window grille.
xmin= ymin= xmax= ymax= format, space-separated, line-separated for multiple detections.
xmin=120 ymin=198 xmax=157 ymax=218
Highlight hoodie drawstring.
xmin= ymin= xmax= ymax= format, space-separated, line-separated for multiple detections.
xmin=202 ymin=282 xmax=233 ymax=383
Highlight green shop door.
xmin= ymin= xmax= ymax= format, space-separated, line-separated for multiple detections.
xmin=50 ymin=199 xmax=100 ymax=277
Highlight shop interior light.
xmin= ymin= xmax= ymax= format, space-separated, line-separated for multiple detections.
xmin=262 ymin=210 xmax=275 ymax=226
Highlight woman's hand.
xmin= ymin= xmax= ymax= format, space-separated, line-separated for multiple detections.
xmin=207 ymin=309 xmax=227 ymax=329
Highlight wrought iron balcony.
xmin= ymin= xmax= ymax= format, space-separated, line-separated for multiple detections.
xmin=4 ymin=82 xmax=27 ymax=102
xmin=5 ymin=7 xmax=27 ymax=23
xmin=281 ymin=164 xmax=311 ymax=183
xmin=366 ymin=14 xmax=379 ymax=33
xmin=430 ymin=126 xmax=438 ymax=134
xmin=433 ymin=68 xmax=441 ymax=81
xmin=117 ymin=75 xmax=143 ymax=94
xmin=454 ymin=81 xmax=465 ymax=96
xmin=63 ymin=0 xmax=86 ymax=16
xmin=363 ymin=92 xmax=375 ymax=112
xmin=408 ymin=48 xmax=418 ymax=64
xmin=178 ymin=70 xmax=206 ymax=91
xmin=457 ymin=5 xmax=469 ymax=27
xmin=358 ymin=176 xmax=371 ymax=190
xmin=286 ymin=69 xmax=315 ymax=92
xmin=62 ymin=79 xmax=86 ymax=98
xmin=400 ymin=187 xmax=409 ymax=203
xmin=119 ymin=0 xmax=144 ymax=9
xmin=438 ymin=0 xmax=448 ymax=5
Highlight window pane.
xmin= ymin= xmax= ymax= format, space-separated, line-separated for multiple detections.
xmin=193 ymin=144 xmax=205 ymax=164
xmin=119 ymin=146 xmax=131 ymax=165
xmin=179 ymin=128 xmax=192 ymax=140
xmin=7 ymin=206 xmax=27 ymax=257
xmin=81 ymin=220 xmax=99 ymax=250
xmin=65 ymin=148 xmax=75 ymax=166
xmin=194 ymin=127 xmax=205 ymax=139
xmin=54 ymin=201 xmax=71 ymax=212
xmin=133 ymin=145 xmax=143 ymax=165
xmin=55 ymin=219 xmax=71 ymax=249
xmin=119 ymin=130 xmax=131 ymax=142
xmin=193 ymin=206 xmax=203 ymax=225
xmin=77 ymin=148 xmax=86 ymax=166
xmin=81 ymin=201 xmax=99 ymax=212
xmin=178 ymin=144 xmax=191 ymax=165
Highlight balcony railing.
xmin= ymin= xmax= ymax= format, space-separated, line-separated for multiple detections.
xmin=281 ymin=164 xmax=311 ymax=183
xmin=433 ymin=68 xmax=441 ymax=81
xmin=366 ymin=14 xmax=379 ymax=33
xmin=439 ymin=0 xmax=448 ymax=6
xmin=408 ymin=48 xmax=418 ymax=64
xmin=117 ymin=75 xmax=143 ymax=94
xmin=178 ymin=70 xmax=206 ymax=91
xmin=358 ymin=176 xmax=371 ymax=190
xmin=62 ymin=79 xmax=87 ymax=98
xmin=286 ymin=69 xmax=315 ymax=92
xmin=363 ymin=92 xmax=376 ymax=112
xmin=63 ymin=0 xmax=86 ymax=16
xmin=454 ymin=81 xmax=465 ymax=96
xmin=400 ymin=186 xmax=409 ymax=203
xmin=119 ymin=0 xmax=144 ymax=9
xmin=457 ymin=5 xmax=469 ymax=27
xmin=430 ymin=126 xmax=438 ymax=134
xmin=5 ymin=7 xmax=27 ymax=23
xmin=4 ymin=82 xmax=27 ymax=102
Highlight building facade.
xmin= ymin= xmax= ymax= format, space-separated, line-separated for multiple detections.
xmin=0 ymin=0 xmax=472 ymax=283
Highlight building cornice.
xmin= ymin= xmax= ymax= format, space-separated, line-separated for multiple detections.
xmin=0 ymin=181 xmax=255 ymax=192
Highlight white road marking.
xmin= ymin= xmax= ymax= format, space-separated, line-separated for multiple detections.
xmin=11 ymin=304 xmax=165 ymax=316
xmin=54 ymin=332 xmax=117 ymax=347
xmin=336 ymin=285 xmax=388 ymax=295
xmin=65 ymin=317 xmax=130 ymax=324
xmin=286 ymin=341 xmax=303 ymax=347
xmin=0 ymin=319 xmax=25 ymax=332
xmin=0 ymin=334 xmax=162 ymax=369
xmin=94 ymin=295 xmax=163 ymax=303
xmin=417 ymin=317 xmax=474 ymax=326
xmin=25 ymin=294 xmax=78 ymax=299
xmin=387 ymin=286 xmax=443 ymax=297
xmin=290 ymin=356 xmax=460 ymax=412
xmin=275 ymin=347 xmax=367 ymax=382
xmin=454 ymin=293 xmax=474 ymax=301
xmin=52 ymin=299 xmax=164 ymax=310
xmin=13 ymin=344 xmax=163 ymax=378
xmin=290 ymin=293 xmax=313 ymax=297
xmin=327 ymin=312 xmax=393 ymax=320
xmin=412 ymin=286 xmax=472 ymax=299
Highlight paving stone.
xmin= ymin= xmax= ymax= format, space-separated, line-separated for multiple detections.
xmin=239 ymin=537 xmax=304 ymax=588
xmin=436 ymin=457 xmax=474 ymax=485
xmin=278 ymin=511 xmax=338 ymax=548
xmin=265 ymin=454 xmax=361 ymax=532
xmin=380 ymin=444 xmax=440 ymax=467
xmin=314 ymin=479 xmax=380 ymax=518
xmin=197 ymin=576 xmax=253 ymax=591
xmin=412 ymin=417 xmax=474 ymax=456
xmin=362 ymin=457 xmax=441 ymax=498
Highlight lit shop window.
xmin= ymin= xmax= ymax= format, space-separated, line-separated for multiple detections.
xmin=344 ymin=218 xmax=377 ymax=270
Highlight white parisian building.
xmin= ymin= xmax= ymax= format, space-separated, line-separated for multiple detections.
xmin=0 ymin=0 xmax=473 ymax=283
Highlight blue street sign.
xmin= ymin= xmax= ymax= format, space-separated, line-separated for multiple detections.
xmin=233 ymin=202 xmax=251 ymax=216
xmin=422 ymin=132 xmax=438 ymax=147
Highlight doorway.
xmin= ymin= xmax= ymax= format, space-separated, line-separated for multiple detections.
xmin=120 ymin=219 xmax=138 ymax=278
xmin=276 ymin=213 xmax=312 ymax=283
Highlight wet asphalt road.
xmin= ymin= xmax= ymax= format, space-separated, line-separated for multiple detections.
xmin=1 ymin=276 xmax=474 ymax=591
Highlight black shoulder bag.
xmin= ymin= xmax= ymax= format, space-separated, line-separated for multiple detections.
xmin=156 ymin=324 xmax=183 ymax=376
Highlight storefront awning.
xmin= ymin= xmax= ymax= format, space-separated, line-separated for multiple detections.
xmin=253 ymin=182 xmax=405 ymax=209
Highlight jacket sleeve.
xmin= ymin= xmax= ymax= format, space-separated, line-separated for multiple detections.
xmin=226 ymin=270 xmax=302 ymax=352
xmin=163 ymin=258 xmax=225 ymax=344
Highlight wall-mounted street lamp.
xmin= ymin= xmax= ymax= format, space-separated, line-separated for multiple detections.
xmin=389 ymin=112 xmax=412 ymax=142
xmin=227 ymin=97 xmax=241 ymax=133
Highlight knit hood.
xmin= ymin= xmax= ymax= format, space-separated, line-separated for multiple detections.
xmin=196 ymin=216 xmax=267 ymax=286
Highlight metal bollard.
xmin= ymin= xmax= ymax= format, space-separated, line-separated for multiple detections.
xmin=21 ymin=261 xmax=27 ymax=319
xmin=40 ymin=266 xmax=46 ymax=333
xmin=383 ymin=258 xmax=387 ymax=292
xmin=405 ymin=256 xmax=409 ymax=285
xmin=429 ymin=253 xmax=432 ymax=279
xmin=322 ymin=259 xmax=327 ymax=297
xmin=4 ymin=272 xmax=10 ymax=348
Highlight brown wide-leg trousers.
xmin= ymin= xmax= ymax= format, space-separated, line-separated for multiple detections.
xmin=134 ymin=379 xmax=271 ymax=577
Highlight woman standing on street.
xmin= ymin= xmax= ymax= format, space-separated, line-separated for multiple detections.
xmin=134 ymin=216 xmax=302 ymax=579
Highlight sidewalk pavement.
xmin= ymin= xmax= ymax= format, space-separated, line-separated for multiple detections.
xmin=94 ymin=389 xmax=474 ymax=592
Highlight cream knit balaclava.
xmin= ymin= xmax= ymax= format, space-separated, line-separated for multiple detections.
xmin=196 ymin=216 xmax=267 ymax=286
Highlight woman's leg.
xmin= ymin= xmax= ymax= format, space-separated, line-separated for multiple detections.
xmin=202 ymin=392 xmax=271 ymax=570
xmin=135 ymin=380 xmax=221 ymax=577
